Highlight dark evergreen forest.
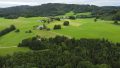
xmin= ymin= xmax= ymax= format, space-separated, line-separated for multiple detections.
xmin=0 ymin=36 xmax=119 ymax=68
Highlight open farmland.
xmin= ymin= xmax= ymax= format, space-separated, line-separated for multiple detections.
xmin=0 ymin=16 xmax=120 ymax=55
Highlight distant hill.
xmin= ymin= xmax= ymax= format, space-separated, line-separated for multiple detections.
xmin=0 ymin=3 xmax=120 ymax=20
xmin=0 ymin=3 xmax=98 ymax=17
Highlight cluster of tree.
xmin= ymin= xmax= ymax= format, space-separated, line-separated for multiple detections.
xmin=68 ymin=16 xmax=76 ymax=20
xmin=92 ymin=7 xmax=120 ymax=21
xmin=18 ymin=36 xmax=45 ymax=50
xmin=4 ymin=15 xmax=19 ymax=19
xmin=76 ymin=15 xmax=93 ymax=18
xmin=0 ymin=25 xmax=16 ymax=37
xmin=53 ymin=25 xmax=61 ymax=30
xmin=50 ymin=17 xmax=61 ymax=21
xmin=63 ymin=21 xmax=69 ymax=26
xmin=0 ymin=36 xmax=119 ymax=68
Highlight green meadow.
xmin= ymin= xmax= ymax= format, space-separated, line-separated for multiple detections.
xmin=0 ymin=14 xmax=120 ymax=55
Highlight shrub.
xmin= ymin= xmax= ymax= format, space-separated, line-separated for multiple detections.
xmin=54 ymin=25 xmax=61 ymax=30
xmin=63 ymin=21 xmax=69 ymax=26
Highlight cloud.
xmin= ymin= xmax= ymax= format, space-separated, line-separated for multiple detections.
xmin=0 ymin=1 xmax=38 ymax=5
xmin=0 ymin=0 xmax=120 ymax=7
xmin=0 ymin=0 xmax=40 ymax=7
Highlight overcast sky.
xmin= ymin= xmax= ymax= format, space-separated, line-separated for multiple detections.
xmin=0 ymin=0 xmax=120 ymax=8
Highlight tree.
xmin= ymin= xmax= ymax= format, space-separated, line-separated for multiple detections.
xmin=0 ymin=25 xmax=16 ymax=37
xmin=63 ymin=21 xmax=69 ymax=26
xmin=55 ymin=18 xmax=61 ymax=21
xmin=0 ymin=36 xmax=119 ymax=68
xmin=69 ymin=16 xmax=76 ymax=20
xmin=94 ymin=18 xmax=98 ymax=22
xmin=114 ymin=20 xmax=119 ymax=24
xmin=15 ymin=29 xmax=20 ymax=33
xmin=113 ymin=12 xmax=120 ymax=21
xmin=4 ymin=15 xmax=19 ymax=19
xmin=25 ymin=30 xmax=32 ymax=33
xmin=77 ymin=61 xmax=94 ymax=68
xmin=10 ymin=25 xmax=16 ymax=30
xmin=54 ymin=25 xmax=61 ymax=30
xmin=28 ymin=30 xmax=32 ymax=33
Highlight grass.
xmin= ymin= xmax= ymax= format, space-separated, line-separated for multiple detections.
xmin=0 ymin=14 xmax=120 ymax=55
xmin=0 ymin=17 xmax=58 ymax=56
xmin=55 ymin=11 xmax=91 ymax=18
xmin=76 ymin=12 xmax=91 ymax=16
xmin=0 ymin=47 xmax=30 ymax=56
xmin=65 ymin=11 xmax=75 ymax=16
xmin=52 ymin=18 xmax=120 ymax=42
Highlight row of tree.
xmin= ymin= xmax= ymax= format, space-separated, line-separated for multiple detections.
xmin=0 ymin=25 xmax=16 ymax=37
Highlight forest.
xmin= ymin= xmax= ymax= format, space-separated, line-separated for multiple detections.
xmin=0 ymin=36 xmax=119 ymax=68
xmin=0 ymin=3 xmax=120 ymax=21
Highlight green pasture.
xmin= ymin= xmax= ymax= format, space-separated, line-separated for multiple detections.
xmin=0 ymin=15 xmax=120 ymax=55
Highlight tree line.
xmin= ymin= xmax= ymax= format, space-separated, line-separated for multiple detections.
xmin=0 ymin=25 xmax=16 ymax=37
xmin=1 ymin=3 xmax=120 ymax=21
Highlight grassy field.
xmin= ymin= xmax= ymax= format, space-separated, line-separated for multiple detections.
xmin=52 ymin=19 xmax=120 ymax=42
xmin=0 ymin=17 xmax=58 ymax=55
xmin=56 ymin=11 xmax=91 ymax=17
xmin=0 ymin=15 xmax=120 ymax=55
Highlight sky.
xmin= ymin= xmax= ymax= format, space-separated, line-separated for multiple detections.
xmin=0 ymin=0 xmax=120 ymax=8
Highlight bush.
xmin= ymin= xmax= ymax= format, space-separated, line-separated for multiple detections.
xmin=54 ymin=25 xmax=61 ymax=30
xmin=63 ymin=21 xmax=69 ymax=26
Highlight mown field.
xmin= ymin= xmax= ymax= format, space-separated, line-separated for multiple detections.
xmin=0 ymin=13 xmax=120 ymax=55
